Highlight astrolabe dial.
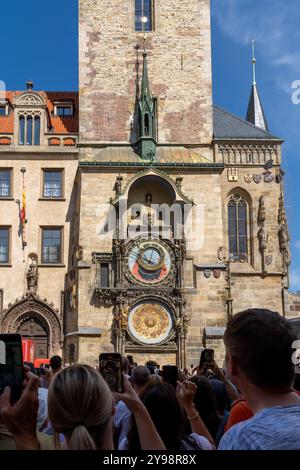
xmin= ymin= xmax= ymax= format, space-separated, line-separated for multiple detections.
xmin=127 ymin=240 xmax=173 ymax=285
xmin=128 ymin=301 xmax=173 ymax=345
xmin=138 ymin=245 xmax=164 ymax=271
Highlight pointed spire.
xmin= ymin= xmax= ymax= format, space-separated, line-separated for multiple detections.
xmin=136 ymin=34 xmax=157 ymax=161
xmin=246 ymin=41 xmax=269 ymax=132
xmin=141 ymin=34 xmax=151 ymax=100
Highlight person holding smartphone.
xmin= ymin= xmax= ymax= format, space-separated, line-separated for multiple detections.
xmin=0 ymin=364 xmax=166 ymax=451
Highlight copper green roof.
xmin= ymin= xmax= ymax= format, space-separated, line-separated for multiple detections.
xmin=80 ymin=146 xmax=212 ymax=165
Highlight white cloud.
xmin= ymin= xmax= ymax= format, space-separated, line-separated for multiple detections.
xmin=212 ymin=0 xmax=300 ymax=84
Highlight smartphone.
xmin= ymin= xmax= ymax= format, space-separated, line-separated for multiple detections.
xmin=99 ymin=353 xmax=124 ymax=393
xmin=0 ymin=334 xmax=24 ymax=404
xmin=162 ymin=365 xmax=178 ymax=389
xmin=199 ymin=349 xmax=214 ymax=368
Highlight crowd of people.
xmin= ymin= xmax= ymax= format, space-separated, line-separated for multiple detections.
xmin=0 ymin=308 xmax=300 ymax=451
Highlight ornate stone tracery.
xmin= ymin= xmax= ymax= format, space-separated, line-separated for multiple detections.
xmin=0 ymin=293 xmax=63 ymax=355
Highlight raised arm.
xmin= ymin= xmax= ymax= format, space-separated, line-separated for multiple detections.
xmin=114 ymin=374 xmax=166 ymax=450
xmin=176 ymin=380 xmax=215 ymax=446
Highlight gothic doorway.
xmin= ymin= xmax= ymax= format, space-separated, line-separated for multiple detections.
xmin=0 ymin=293 xmax=62 ymax=359
xmin=17 ymin=316 xmax=49 ymax=359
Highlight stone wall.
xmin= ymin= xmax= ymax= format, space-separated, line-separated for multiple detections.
xmin=79 ymin=0 xmax=213 ymax=144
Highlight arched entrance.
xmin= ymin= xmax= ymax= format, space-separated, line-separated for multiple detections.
xmin=0 ymin=293 xmax=62 ymax=359
xmin=17 ymin=315 xmax=49 ymax=359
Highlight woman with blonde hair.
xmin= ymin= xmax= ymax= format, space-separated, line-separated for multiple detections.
xmin=0 ymin=365 xmax=165 ymax=451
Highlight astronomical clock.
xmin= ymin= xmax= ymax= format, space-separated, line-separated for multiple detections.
xmin=93 ymin=173 xmax=190 ymax=367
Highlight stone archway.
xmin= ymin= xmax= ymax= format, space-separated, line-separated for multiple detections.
xmin=0 ymin=294 xmax=62 ymax=358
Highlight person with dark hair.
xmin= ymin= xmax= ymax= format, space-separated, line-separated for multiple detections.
xmin=218 ymin=309 xmax=300 ymax=450
xmin=145 ymin=360 xmax=159 ymax=375
xmin=131 ymin=366 xmax=150 ymax=394
xmin=50 ymin=356 xmax=62 ymax=376
xmin=190 ymin=376 xmax=222 ymax=442
xmin=119 ymin=382 xmax=214 ymax=450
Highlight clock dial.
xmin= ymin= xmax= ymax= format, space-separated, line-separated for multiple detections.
xmin=127 ymin=241 xmax=173 ymax=285
xmin=128 ymin=301 xmax=173 ymax=345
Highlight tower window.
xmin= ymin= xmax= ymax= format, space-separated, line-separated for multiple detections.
xmin=135 ymin=0 xmax=153 ymax=32
xmin=228 ymin=194 xmax=248 ymax=262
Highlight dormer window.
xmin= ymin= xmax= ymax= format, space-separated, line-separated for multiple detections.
xmin=0 ymin=105 xmax=8 ymax=116
xmin=54 ymin=103 xmax=73 ymax=116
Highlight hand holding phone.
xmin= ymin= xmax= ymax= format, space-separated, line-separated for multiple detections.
xmin=199 ymin=349 xmax=215 ymax=372
xmin=99 ymin=353 xmax=124 ymax=393
xmin=0 ymin=334 xmax=24 ymax=404
xmin=162 ymin=365 xmax=178 ymax=389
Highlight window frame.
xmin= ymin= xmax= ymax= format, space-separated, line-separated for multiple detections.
xmin=0 ymin=226 xmax=11 ymax=265
xmin=227 ymin=194 xmax=251 ymax=264
xmin=41 ymin=169 xmax=64 ymax=200
xmin=0 ymin=168 xmax=13 ymax=199
xmin=0 ymin=104 xmax=8 ymax=117
xmin=18 ymin=113 xmax=41 ymax=147
xmin=40 ymin=226 xmax=64 ymax=265
xmin=135 ymin=0 xmax=154 ymax=32
xmin=54 ymin=102 xmax=74 ymax=117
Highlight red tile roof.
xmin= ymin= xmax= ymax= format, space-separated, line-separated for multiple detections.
xmin=0 ymin=91 xmax=79 ymax=135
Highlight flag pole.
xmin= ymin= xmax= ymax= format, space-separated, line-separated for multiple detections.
xmin=20 ymin=167 xmax=27 ymax=261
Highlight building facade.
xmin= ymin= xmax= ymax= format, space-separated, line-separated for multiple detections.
xmin=0 ymin=0 xmax=299 ymax=367
xmin=0 ymin=88 xmax=78 ymax=360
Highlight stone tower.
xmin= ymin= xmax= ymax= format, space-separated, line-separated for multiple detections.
xmin=66 ymin=0 xmax=290 ymax=367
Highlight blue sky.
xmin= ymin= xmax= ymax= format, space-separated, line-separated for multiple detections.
xmin=1 ymin=0 xmax=299 ymax=291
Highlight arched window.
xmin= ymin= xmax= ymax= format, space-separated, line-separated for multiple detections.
xmin=228 ymin=194 xmax=248 ymax=262
xmin=19 ymin=116 xmax=25 ymax=145
xmin=34 ymin=116 xmax=40 ymax=145
xmin=135 ymin=0 xmax=153 ymax=32
xmin=19 ymin=115 xmax=41 ymax=146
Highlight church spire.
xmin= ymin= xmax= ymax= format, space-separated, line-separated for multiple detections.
xmin=246 ymin=40 xmax=269 ymax=132
xmin=136 ymin=35 xmax=157 ymax=161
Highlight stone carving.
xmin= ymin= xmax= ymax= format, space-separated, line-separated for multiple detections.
xmin=114 ymin=176 xmax=123 ymax=196
xmin=253 ymin=174 xmax=262 ymax=184
xmin=219 ymin=143 xmax=278 ymax=166
xmin=16 ymin=93 xmax=44 ymax=106
xmin=278 ymin=194 xmax=291 ymax=272
xmin=227 ymin=168 xmax=238 ymax=182
xmin=0 ymin=293 xmax=62 ymax=352
xmin=26 ymin=255 xmax=38 ymax=294
xmin=204 ymin=269 xmax=212 ymax=279
xmin=257 ymin=196 xmax=268 ymax=275
xmin=244 ymin=174 xmax=253 ymax=183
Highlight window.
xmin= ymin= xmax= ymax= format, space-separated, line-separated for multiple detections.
xmin=54 ymin=103 xmax=73 ymax=116
xmin=0 ymin=169 xmax=12 ymax=197
xmin=19 ymin=115 xmax=41 ymax=146
xmin=0 ymin=106 xmax=7 ymax=116
xmin=100 ymin=263 xmax=110 ymax=288
xmin=0 ymin=227 xmax=10 ymax=264
xmin=41 ymin=228 xmax=62 ymax=264
xmin=43 ymin=170 xmax=63 ymax=198
xmin=228 ymin=195 xmax=248 ymax=262
xmin=135 ymin=0 xmax=153 ymax=32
